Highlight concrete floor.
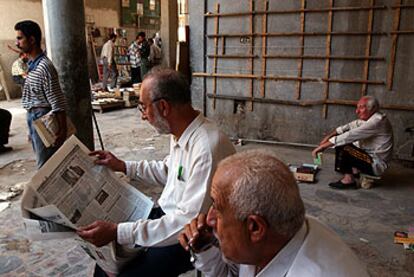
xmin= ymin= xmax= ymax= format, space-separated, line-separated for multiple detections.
xmin=0 ymin=99 xmax=413 ymax=276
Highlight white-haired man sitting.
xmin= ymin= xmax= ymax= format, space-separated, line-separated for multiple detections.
xmin=312 ymin=96 xmax=393 ymax=189
xmin=179 ymin=150 xmax=368 ymax=277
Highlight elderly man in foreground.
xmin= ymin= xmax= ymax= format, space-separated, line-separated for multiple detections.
xmin=78 ymin=68 xmax=235 ymax=276
xmin=312 ymin=96 xmax=393 ymax=189
xmin=179 ymin=150 xmax=368 ymax=277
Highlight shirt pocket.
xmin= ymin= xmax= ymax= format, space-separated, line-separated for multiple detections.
xmin=174 ymin=179 xmax=186 ymax=204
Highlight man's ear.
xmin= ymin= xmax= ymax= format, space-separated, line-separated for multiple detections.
xmin=28 ymin=36 xmax=36 ymax=47
xmin=246 ymin=215 xmax=268 ymax=243
xmin=159 ymin=99 xmax=170 ymax=117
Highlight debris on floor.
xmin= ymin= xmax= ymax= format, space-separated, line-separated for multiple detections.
xmin=394 ymin=229 xmax=414 ymax=252
xmin=0 ymin=202 xmax=10 ymax=213
xmin=0 ymin=181 xmax=26 ymax=201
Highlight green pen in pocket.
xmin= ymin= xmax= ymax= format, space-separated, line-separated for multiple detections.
xmin=177 ymin=165 xmax=184 ymax=181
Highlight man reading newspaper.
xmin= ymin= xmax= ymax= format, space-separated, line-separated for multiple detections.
xmin=77 ymin=68 xmax=235 ymax=277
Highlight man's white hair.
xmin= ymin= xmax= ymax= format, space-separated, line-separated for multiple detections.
xmin=219 ymin=149 xmax=305 ymax=237
xmin=363 ymin=95 xmax=380 ymax=113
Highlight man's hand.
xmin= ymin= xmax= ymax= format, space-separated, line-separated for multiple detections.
xmin=178 ymin=213 xmax=215 ymax=253
xmin=89 ymin=150 xmax=126 ymax=173
xmin=312 ymin=146 xmax=323 ymax=158
xmin=312 ymin=141 xmax=334 ymax=158
xmin=77 ymin=220 xmax=118 ymax=247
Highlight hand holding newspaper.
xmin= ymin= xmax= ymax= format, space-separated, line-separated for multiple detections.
xmin=21 ymin=135 xmax=154 ymax=274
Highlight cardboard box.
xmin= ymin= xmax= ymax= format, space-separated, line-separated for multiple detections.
xmin=289 ymin=164 xmax=318 ymax=183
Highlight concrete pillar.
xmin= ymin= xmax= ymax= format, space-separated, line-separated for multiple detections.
xmin=42 ymin=0 xmax=94 ymax=149
xmin=160 ymin=0 xmax=178 ymax=68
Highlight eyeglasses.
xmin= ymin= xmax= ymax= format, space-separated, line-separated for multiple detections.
xmin=137 ymin=97 xmax=166 ymax=113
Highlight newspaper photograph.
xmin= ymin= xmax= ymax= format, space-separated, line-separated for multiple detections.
xmin=21 ymin=135 xmax=154 ymax=274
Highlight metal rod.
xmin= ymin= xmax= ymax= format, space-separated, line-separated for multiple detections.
xmin=232 ymin=137 xmax=318 ymax=149
xmin=91 ymin=110 xmax=104 ymax=150
xmin=204 ymin=5 xmax=387 ymax=18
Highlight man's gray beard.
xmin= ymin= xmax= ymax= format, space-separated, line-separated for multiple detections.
xmin=213 ymin=230 xmax=236 ymax=264
xmin=151 ymin=107 xmax=171 ymax=135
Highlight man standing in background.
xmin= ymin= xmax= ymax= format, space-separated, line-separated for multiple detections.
xmin=128 ymin=34 xmax=142 ymax=84
xmin=101 ymin=33 xmax=118 ymax=90
xmin=14 ymin=20 xmax=67 ymax=168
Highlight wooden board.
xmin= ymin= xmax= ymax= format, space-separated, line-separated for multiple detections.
xmin=92 ymin=101 xmax=125 ymax=113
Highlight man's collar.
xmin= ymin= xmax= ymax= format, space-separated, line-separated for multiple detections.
xmin=173 ymin=111 xmax=203 ymax=148
xmin=255 ymin=221 xmax=307 ymax=277
xmin=28 ymin=52 xmax=45 ymax=72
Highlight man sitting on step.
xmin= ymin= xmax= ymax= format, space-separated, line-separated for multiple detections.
xmin=312 ymin=96 xmax=393 ymax=189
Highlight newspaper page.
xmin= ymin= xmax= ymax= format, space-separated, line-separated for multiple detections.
xmin=21 ymin=135 xmax=154 ymax=274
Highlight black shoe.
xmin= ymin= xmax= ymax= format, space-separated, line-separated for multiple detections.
xmin=328 ymin=180 xmax=358 ymax=189
xmin=0 ymin=145 xmax=12 ymax=154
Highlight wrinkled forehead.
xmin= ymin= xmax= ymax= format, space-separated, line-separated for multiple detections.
xmin=140 ymin=78 xmax=155 ymax=101
xmin=212 ymin=165 xmax=239 ymax=199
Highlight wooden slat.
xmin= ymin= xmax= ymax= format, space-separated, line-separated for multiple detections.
xmin=204 ymin=5 xmax=387 ymax=17
xmin=207 ymin=54 xmax=258 ymax=58
xmin=387 ymin=0 xmax=402 ymax=90
xmin=296 ymin=0 xmax=306 ymax=100
xmin=322 ymin=0 xmax=333 ymax=118
xmin=264 ymin=54 xmax=384 ymax=60
xmin=212 ymin=3 xmax=220 ymax=109
xmin=193 ymin=72 xmax=385 ymax=84
xmin=207 ymin=31 xmax=386 ymax=38
xmin=361 ymin=0 xmax=374 ymax=95
xmin=261 ymin=0 xmax=269 ymax=98
xmin=249 ymin=0 xmax=255 ymax=111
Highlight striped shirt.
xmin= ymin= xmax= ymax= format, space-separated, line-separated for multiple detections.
xmin=22 ymin=54 xmax=67 ymax=112
xmin=128 ymin=41 xmax=140 ymax=68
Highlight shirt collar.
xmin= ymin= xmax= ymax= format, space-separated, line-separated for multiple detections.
xmin=256 ymin=221 xmax=308 ymax=277
xmin=28 ymin=52 xmax=45 ymax=72
xmin=172 ymin=111 xmax=204 ymax=149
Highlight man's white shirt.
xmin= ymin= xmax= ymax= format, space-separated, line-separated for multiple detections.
xmin=117 ymin=112 xmax=235 ymax=247
xmin=194 ymin=217 xmax=369 ymax=277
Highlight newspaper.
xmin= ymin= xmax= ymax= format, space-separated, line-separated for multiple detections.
xmin=21 ymin=135 xmax=154 ymax=274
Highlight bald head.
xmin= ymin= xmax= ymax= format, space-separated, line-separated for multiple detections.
xmin=143 ymin=68 xmax=191 ymax=104
xmin=216 ymin=149 xmax=305 ymax=237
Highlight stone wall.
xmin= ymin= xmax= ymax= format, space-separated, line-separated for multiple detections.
xmin=189 ymin=0 xmax=414 ymax=157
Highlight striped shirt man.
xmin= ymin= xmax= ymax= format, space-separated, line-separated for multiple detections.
xmin=128 ymin=41 xmax=141 ymax=68
xmin=22 ymin=53 xmax=66 ymax=112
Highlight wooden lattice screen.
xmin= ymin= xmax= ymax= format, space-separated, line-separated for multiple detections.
xmin=193 ymin=0 xmax=414 ymax=118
